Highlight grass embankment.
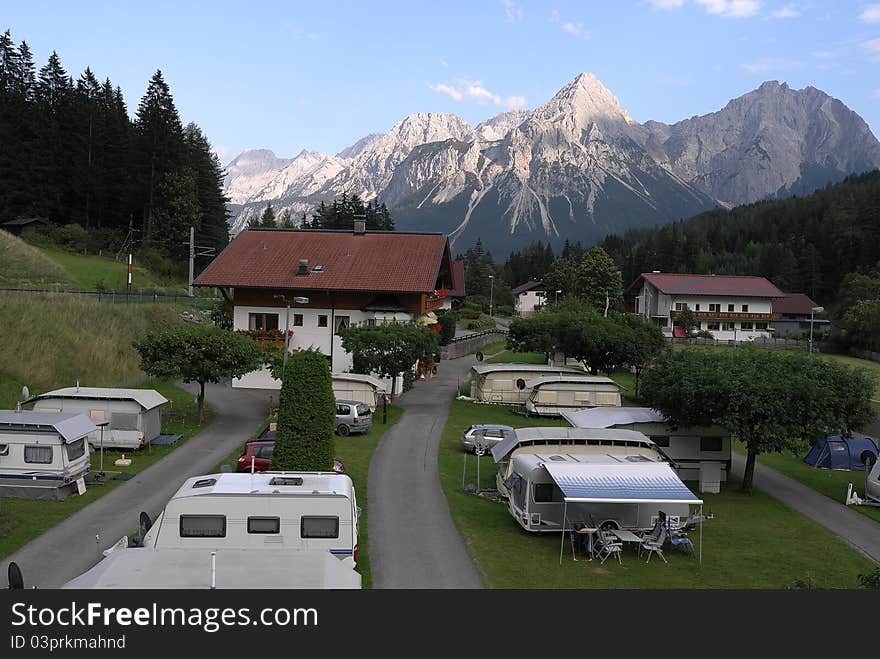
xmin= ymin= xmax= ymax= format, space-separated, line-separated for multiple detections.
xmin=438 ymin=399 xmax=875 ymax=588
xmin=0 ymin=294 xmax=185 ymax=407
xmin=212 ymin=405 xmax=405 ymax=589
xmin=0 ymin=382 xmax=214 ymax=559
xmin=0 ymin=230 xmax=76 ymax=290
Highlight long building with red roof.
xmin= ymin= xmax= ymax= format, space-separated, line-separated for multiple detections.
xmin=625 ymin=272 xmax=786 ymax=341
xmin=194 ymin=226 xmax=456 ymax=390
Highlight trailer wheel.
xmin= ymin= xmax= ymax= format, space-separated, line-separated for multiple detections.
xmin=599 ymin=520 xmax=619 ymax=531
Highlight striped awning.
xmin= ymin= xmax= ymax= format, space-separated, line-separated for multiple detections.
xmin=543 ymin=462 xmax=702 ymax=504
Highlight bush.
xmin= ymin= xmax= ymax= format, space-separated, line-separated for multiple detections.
xmin=435 ymin=310 xmax=458 ymax=345
xmin=51 ymin=223 xmax=90 ymax=252
xmin=695 ymin=330 xmax=715 ymax=340
xmin=271 ymin=350 xmax=335 ymax=472
xmin=466 ymin=314 xmax=497 ymax=331
xmin=858 ymin=567 xmax=880 ymax=589
xmin=137 ymin=247 xmax=187 ymax=282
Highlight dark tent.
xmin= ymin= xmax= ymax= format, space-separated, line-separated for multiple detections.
xmin=803 ymin=434 xmax=879 ymax=471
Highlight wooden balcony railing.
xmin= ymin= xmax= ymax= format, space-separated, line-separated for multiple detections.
xmin=670 ymin=310 xmax=781 ymax=321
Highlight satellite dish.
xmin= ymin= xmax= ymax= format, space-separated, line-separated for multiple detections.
xmin=21 ymin=386 xmax=29 ymax=401
xmin=8 ymin=562 xmax=23 ymax=590
xmin=139 ymin=511 xmax=152 ymax=536
xmin=475 ymin=352 xmax=484 ymax=362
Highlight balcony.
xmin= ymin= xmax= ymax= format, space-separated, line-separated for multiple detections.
xmin=670 ymin=310 xmax=780 ymax=322
xmin=421 ymin=291 xmax=446 ymax=313
xmin=237 ymin=328 xmax=294 ymax=349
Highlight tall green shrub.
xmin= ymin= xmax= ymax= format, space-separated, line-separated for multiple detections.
xmin=271 ymin=350 xmax=335 ymax=472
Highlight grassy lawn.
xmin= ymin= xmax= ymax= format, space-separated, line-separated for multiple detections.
xmin=0 ymin=231 xmax=75 ymax=290
xmin=211 ymin=404 xmax=405 ymax=590
xmin=439 ymin=398 xmax=876 ymax=588
xmin=0 ymin=382 xmax=214 ymax=560
xmin=478 ymin=340 xmax=507 ymax=356
xmin=730 ymin=441 xmax=880 ymax=524
xmin=488 ymin=350 xmax=547 ymax=364
xmin=40 ymin=247 xmax=183 ymax=293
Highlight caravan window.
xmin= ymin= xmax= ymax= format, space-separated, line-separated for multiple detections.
xmin=650 ymin=436 xmax=670 ymax=447
xmin=180 ymin=515 xmax=226 ymax=538
xmin=111 ymin=412 xmax=138 ymax=431
xmin=301 ymin=516 xmax=339 ymax=538
xmin=0 ymin=444 xmax=8 ymax=456
xmin=24 ymin=446 xmax=53 ymax=464
xmin=248 ymin=517 xmax=280 ymax=534
xmin=66 ymin=439 xmax=85 ymax=461
xmin=508 ymin=474 xmax=527 ymax=510
xmin=533 ymin=483 xmax=563 ymax=503
xmin=700 ymin=437 xmax=723 ymax=452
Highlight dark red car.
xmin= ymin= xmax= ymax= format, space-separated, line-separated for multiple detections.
xmin=236 ymin=439 xmax=346 ymax=475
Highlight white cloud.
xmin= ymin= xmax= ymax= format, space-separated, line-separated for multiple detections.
xmin=770 ymin=4 xmax=800 ymax=18
xmin=859 ymin=4 xmax=880 ymax=23
xmin=428 ymin=83 xmax=463 ymax=101
xmin=740 ymin=57 xmax=800 ymax=74
xmin=502 ymin=0 xmax=523 ymax=23
xmin=646 ymin=0 xmax=686 ymax=8
xmin=428 ymin=80 xmax=526 ymax=110
xmin=873 ymin=89 xmax=880 ymax=98
xmin=562 ymin=22 xmax=587 ymax=37
xmin=864 ymin=37 xmax=880 ymax=59
xmin=696 ymin=0 xmax=761 ymax=17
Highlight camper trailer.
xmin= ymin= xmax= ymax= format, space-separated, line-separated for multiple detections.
xmin=141 ymin=471 xmax=359 ymax=567
xmin=505 ymin=452 xmax=702 ymax=533
xmin=470 ymin=363 xmax=586 ymax=405
xmin=491 ymin=427 xmax=667 ymax=498
xmin=332 ymin=373 xmax=386 ymax=410
xmin=0 ymin=411 xmax=93 ymax=499
xmin=524 ymin=376 xmax=621 ymax=416
xmin=30 ymin=387 xmax=168 ymax=450
xmin=561 ymin=407 xmax=731 ymax=493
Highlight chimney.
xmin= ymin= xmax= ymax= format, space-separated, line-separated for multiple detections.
xmin=353 ymin=217 xmax=366 ymax=235
xmin=297 ymin=259 xmax=309 ymax=276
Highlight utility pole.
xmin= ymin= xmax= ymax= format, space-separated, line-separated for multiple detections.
xmin=188 ymin=226 xmax=195 ymax=297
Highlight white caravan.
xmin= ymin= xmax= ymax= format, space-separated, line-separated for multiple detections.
xmin=0 ymin=411 xmax=93 ymax=499
xmin=30 ymin=387 xmax=168 ymax=450
xmin=524 ymin=375 xmax=621 ymax=416
xmin=469 ymin=363 xmax=587 ymax=405
xmin=846 ymin=458 xmax=880 ymax=508
xmin=505 ymin=451 xmax=702 ymax=533
xmin=141 ymin=471 xmax=359 ymax=567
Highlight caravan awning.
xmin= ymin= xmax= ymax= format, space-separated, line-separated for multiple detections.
xmin=543 ymin=461 xmax=703 ymax=505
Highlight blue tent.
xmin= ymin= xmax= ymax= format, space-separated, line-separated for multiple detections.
xmin=803 ymin=434 xmax=879 ymax=471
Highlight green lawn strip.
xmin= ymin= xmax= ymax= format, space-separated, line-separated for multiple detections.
xmin=209 ymin=404 xmax=404 ymax=590
xmin=439 ymin=398 xmax=875 ymax=588
xmin=0 ymin=382 xmax=214 ymax=560
xmin=487 ymin=350 xmax=546 ymax=364
xmin=0 ymin=374 xmax=26 ymax=410
xmin=41 ymin=247 xmax=183 ymax=293
xmin=477 ymin=340 xmax=507 ymax=356
xmin=731 ymin=441 xmax=880 ymax=524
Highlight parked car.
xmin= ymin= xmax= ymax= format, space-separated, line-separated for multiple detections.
xmin=236 ymin=439 xmax=346 ymax=475
xmin=335 ymin=400 xmax=373 ymax=436
xmin=461 ymin=424 xmax=513 ymax=454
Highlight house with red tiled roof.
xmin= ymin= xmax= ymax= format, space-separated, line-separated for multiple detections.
xmin=194 ymin=226 xmax=456 ymax=390
xmin=625 ymin=272 xmax=786 ymax=342
xmin=771 ymin=293 xmax=829 ymax=337
xmin=512 ymin=280 xmax=547 ymax=317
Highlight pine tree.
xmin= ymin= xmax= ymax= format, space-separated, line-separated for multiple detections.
xmin=260 ymin=203 xmax=276 ymax=228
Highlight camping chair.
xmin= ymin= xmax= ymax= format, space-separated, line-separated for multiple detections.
xmin=668 ymin=528 xmax=695 ymax=556
xmin=595 ymin=529 xmax=623 ymax=565
xmin=640 ymin=526 xmax=668 ymax=564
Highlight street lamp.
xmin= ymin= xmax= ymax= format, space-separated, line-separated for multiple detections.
xmin=809 ymin=305 xmax=824 ymax=355
xmin=555 ymin=289 xmax=562 ymax=305
xmin=488 ymin=275 xmax=494 ymax=318
xmin=273 ymin=294 xmax=309 ymax=368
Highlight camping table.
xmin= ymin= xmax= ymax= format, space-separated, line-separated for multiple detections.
xmin=609 ymin=529 xmax=643 ymax=550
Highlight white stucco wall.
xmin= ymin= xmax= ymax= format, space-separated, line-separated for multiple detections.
xmin=516 ymin=290 xmax=546 ymax=316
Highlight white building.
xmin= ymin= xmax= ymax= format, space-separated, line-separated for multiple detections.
xmin=512 ymin=280 xmax=547 ymax=317
xmin=194 ymin=226 xmax=457 ymax=391
xmin=626 ymin=272 xmax=786 ymax=342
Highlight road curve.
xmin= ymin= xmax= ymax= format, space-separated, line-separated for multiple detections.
xmin=368 ymin=356 xmax=483 ymax=588
xmin=1 ymin=382 xmax=268 ymax=588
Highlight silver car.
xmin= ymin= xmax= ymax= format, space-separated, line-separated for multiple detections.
xmin=336 ymin=400 xmax=373 ymax=436
xmin=461 ymin=424 xmax=513 ymax=455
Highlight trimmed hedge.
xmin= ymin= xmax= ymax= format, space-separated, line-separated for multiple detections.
xmin=271 ymin=350 xmax=335 ymax=471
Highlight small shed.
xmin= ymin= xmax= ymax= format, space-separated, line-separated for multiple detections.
xmin=469 ymin=363 xmax=586 ymax=404
xmin=1 ymin=217 xmax=50 ymax=237
xmin=524 ymin=376 xmax=621 ymax=416
xmin=803 ymin=434 xmax=879 ymax=471
xmin=30 ymin=387 xmax=168 ymax=450
xmin=332 ymin=373 xmax=387 ymax=410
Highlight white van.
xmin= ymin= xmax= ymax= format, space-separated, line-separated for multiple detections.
xmin=142 ymin=471 xmax=359 ymax=566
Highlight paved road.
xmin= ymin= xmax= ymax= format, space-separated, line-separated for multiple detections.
xmin=369 ymin=355 xmax=483 ymax=588
xmin=2 ymin=382 xmax=268 ymax=588
xmin=731 ymin=453 xmax=880 ymax=563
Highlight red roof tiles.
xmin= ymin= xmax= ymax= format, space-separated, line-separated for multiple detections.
xmin=194 ymin=230 xmax=449 ymax=293
xmin=447 ymin=260 xmax=466 ymax=298
xmin=635 ymin=273 xmax=786 ymax=298
xmin=512 ymin=280 xmax=544 ymax=295
xmin=774 ymin=293 xmax=818 ymax=315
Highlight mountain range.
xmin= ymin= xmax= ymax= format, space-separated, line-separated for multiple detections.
xmin=224 ymin=73 xmax=880 ymax=254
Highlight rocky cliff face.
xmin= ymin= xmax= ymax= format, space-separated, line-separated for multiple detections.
xmin=224 ymin=75 xmax=880 ymax=252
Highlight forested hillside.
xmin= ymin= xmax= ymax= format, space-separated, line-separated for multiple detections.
xmin=600 ymin=170 xmax=880 ymax=306
xmin=0 ymin=29 xmax=229 ymax=264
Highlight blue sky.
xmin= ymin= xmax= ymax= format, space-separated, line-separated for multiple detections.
xmin=5 ymin=1 xmax=880 ymax=163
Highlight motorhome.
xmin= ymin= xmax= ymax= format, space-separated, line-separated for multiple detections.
xmin=30 ymin=387 xmax=168 ymax=450
xmin=141 ymin=471 xmax=359 ymax=567
xmin=505 ymin=451 xmax=702 ymax=533
xmin=0 ymin=411 xmax=94 ymax=499
xmin=524 ymin=376 xmax=621 ymax=416
xmin=846 ymin=458 xmax=880 ymax=509
xmin=562 ymin=407 xmax=730 ymax=493
xmin=491 ymin=427 xmax=666 ymax=498
xmin=332 ymin=373 xmax=386 ymax=410
xmin=469 ymin=363 xmax=586 ymax=405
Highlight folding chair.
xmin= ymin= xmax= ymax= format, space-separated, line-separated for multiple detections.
xmin=640 ymin=526 xmax=668 ymax=564
xmin=595 ymin=529 xmax=623 ymax=565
